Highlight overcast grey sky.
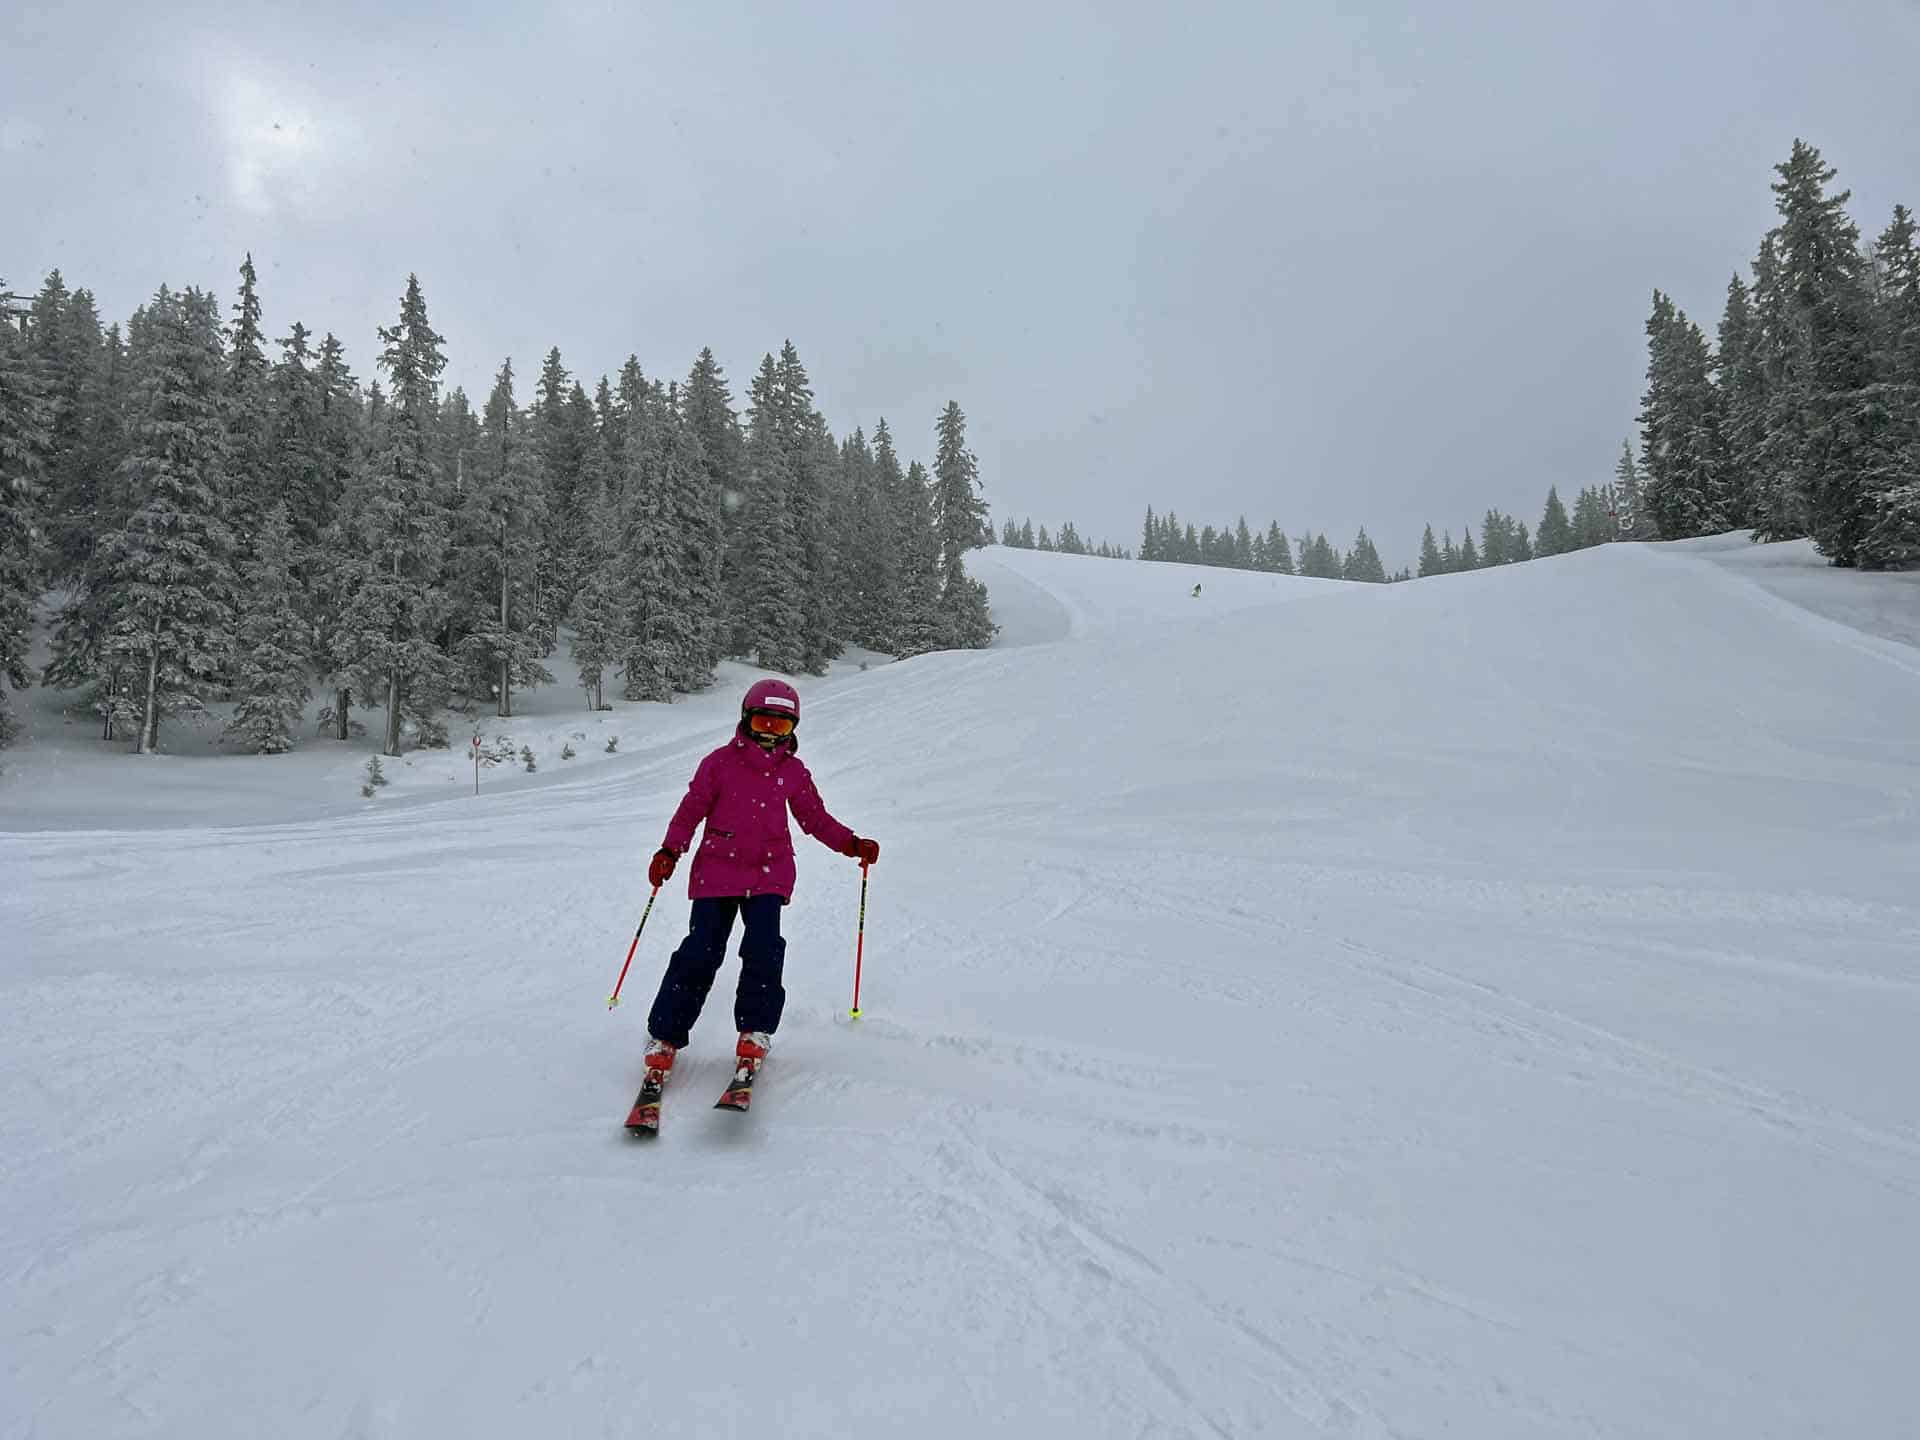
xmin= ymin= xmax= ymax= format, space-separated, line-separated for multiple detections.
xmin=6 ymin=1 xmax=1918 ymax=566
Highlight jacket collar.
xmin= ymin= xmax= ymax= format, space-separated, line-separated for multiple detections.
xmin=731 ymin=732 xmax=797 ymax=770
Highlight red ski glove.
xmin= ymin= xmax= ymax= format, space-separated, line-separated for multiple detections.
xmin=648 ymin=847 xmax=678 ymax=887
xmin=842 ymin=836 xmax=880 ymax=866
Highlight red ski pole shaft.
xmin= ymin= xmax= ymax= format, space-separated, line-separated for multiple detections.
xmin=850 ymin=860 xmax=870 ymax=1019
xmin=608 ymin=886 xmax=660 ymax=1010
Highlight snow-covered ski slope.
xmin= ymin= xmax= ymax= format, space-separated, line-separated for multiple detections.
xmin=6 ymin=541 xmax=1918 ymax=1438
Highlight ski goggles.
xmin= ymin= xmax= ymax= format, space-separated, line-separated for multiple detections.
xmin=747 ymin=711 xmax=796 ymax=737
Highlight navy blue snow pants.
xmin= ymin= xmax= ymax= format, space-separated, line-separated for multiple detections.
xmin=646 ymin=895 xmax=787 ymax=1048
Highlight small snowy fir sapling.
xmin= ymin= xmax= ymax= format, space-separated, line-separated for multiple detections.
xmin=561 ymin=741 xmax=575 ymax=760
xmin=521 ymin=744 xmax=536 ymax=773
xmin=604 ymin=735 xmax=619 ymax=754
xmin=361 ymin=755 xmax=388 ymax=797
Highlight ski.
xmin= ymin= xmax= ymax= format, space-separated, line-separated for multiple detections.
xmin=713 ymin=1054 xmax=762 ymax=1112
xmin=624 ymin=1051 xmax=675 ymax=1137
xmin=624 ymin=1071 xmax=666 ymax=1136
xmin=715 ymin=1033 xmax=771 ymax=1112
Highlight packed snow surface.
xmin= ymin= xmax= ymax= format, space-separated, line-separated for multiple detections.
xmin=5 ymin=540 xmax=1918 ymax=1437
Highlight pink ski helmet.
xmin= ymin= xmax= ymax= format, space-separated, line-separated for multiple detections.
xmin=740 ymin=677 xmax=800 ymax=726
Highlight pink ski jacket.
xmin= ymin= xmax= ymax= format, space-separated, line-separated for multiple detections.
xmin=662 ymin=734 xmax=856 ymax=901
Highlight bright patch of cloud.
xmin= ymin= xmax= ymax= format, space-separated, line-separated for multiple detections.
xmin=1 ymin=117 xmax=47 ymax=154
xmin=215 ymin=67 xmax=352 ymax=216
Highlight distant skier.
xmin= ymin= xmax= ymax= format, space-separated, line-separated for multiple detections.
xmin=637 ymin=678 xmax=880 ymax=1103
xmin=1190 ymin=583 xmax=1202 ymax=598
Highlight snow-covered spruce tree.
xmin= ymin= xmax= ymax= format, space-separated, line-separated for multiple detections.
xmin=1613 ymin=440 xmax=1653 ymax=540
xmin=1299 ymin=533 xmax=1337 ymax=579
xmin=437 ymin=383 xmax=479 ymax=510
xmin=839 ymin=427 xmax=892 ymax=650
xmin=736 ymin=355 xmax=804 ymax=671
xmin=0 ymin=284 xmax=51 ymax=747
xmin=1264 ymin=522 xmax=1294 ymax=574
xmin=662 ymin=403 xmax=718 ymax=692
xmin=1488 ymin=523 xmax=1510 ymax=567
xmin=1638 ymin=292 xmax=1726 ymax=539
xmin=1417 ymin=524 xmax=1443 ymax=576
xmin=1860 ymin=205 xmax=1920 ymax=568
xmin=681 ymin=348 xmax=742 ymax=672
xmin=335 ymin=275 xmax=452 ymax=757
xmin=268 ymin=323 xmax=325 ymax=556
xmin=611 ymin=378 xmax=675 ymax=698
xmin=533 ymin=349 xmax=583 ymax=521
xmin=224 ymin=504 xmax=309 ymax=753
xmin=42 ymin=296 xmax=147 ymax=739
xmin=611 ymin=358 xmax=649 ymax=512
xmin=1570 ymin=487 xmax=1614 ymax=549
xmin=1766 ymin=141 xmax=1882 ymax=565
xmin=1746 ymin=235 xmax=1804 ymax=542
xmin=224 ymin=254 xmax=273 ymax=568
xmin=77 ymin=317 xmax=131 ymax=570
xmin=619 ymin=397 xmax=705 ymax=701
xmin=770 ymin=343 xmax=841 ymax=675
xmin=1342 ymin=528 xmax=1387 ymax=582
xmin=455 ymin=360 xmax=552 ymax=716
xmin=663 ymin=394 xmax=723 ymax=693
xmin=558 ymin=380 xmax=602 ymax=596
xmin=861 ymin=418 xmax=915 ymax=652
xmin=1715 ymin=272 xmax=1766 ymax=529
xmin=567 ymin=458 xmax=627 ymax=711
xmin=1455 ymin=526 xmax=1479 ymax=571
xmin=304 ymin=333 xmax=367 ymax=741
xmin=931 ymin=400 xmax=993 ymax=647
xmin=28 ymin=273 xmax=108 ymax=585
xmin=1477 ymin=512 xmax=1505 ymax=566
xmin=824 ymin=426 xmax=867 ymax=636
xmin=98 ymin=287 xmax=237 ymax=753
xmin=1536 ymin=485 xmax=1575 ymax=556
xmin=892 ymin=459 xmax=948 ymax=657
xmin=593 ymin=375 xmax=625 ymax=474
xmin=1511 ymin=511 xmax=1536 ymax=560
xmin=527 ymin=349 xmax=590 ymax=655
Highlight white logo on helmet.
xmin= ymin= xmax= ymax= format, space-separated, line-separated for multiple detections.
xmin=755 ymin=695 xmax=796 ymax=711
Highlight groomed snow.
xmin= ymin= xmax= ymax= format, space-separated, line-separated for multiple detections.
xmin=5 ymin=539 xmax=1918 ymax=1437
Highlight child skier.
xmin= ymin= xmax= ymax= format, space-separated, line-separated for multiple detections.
xmin=631 ymin=678 xmax=878 ymax=1124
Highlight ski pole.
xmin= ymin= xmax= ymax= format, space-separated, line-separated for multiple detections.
xmin=850 ymin=860 xmax=870 ymax=1019
xmin=607 ymin=885 xmax=660 ymax=1010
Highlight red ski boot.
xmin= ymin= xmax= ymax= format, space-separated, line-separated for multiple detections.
xmin=624 ymin=1038 xmax=677 ymax=1136
xmin=714 ymin=1031 xmax=770 ymax=1112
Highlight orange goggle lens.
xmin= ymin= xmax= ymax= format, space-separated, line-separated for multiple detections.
xmin=748 ymin=712 xmax=796 ymax=736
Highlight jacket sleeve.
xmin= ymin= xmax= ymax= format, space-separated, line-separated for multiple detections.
xmin=663 ymin=753 xmax=721 ymax=853
xmin=788 ymin=762 xmax=856 ymax=854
